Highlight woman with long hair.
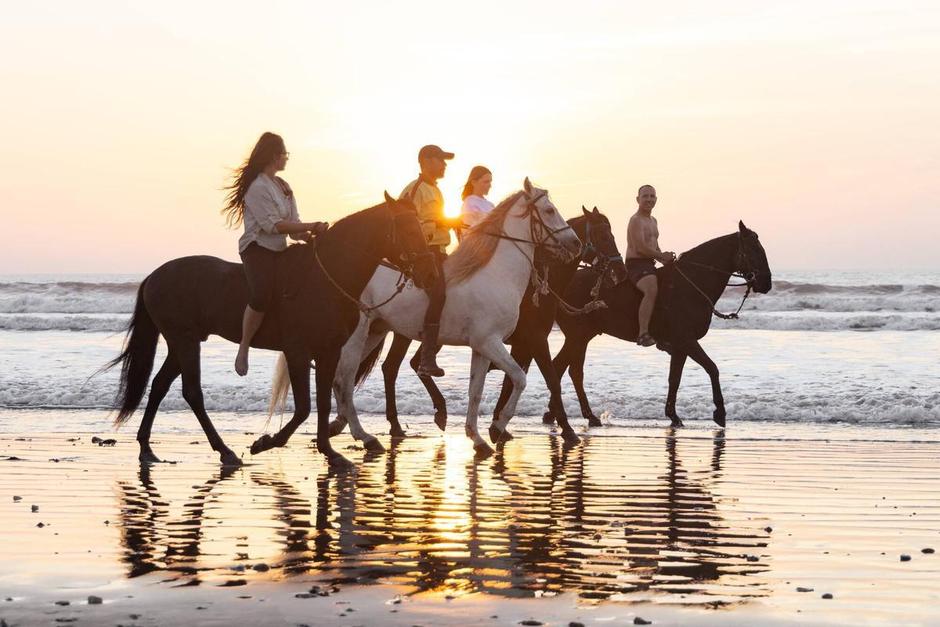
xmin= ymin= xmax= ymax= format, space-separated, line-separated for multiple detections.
xmin=223 ymin=132 xmax=328 ymax=376
xmin=459 ymin=165 xmax=494 ymax=227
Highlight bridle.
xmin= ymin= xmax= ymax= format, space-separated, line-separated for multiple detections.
xmin=313 ymin=205 xmax=432 ymax=313
xmin=580 ymin=216 xmax=624 ymax=284
xmin=481 ymin=190 xmax=577 ymax=255
xmin=673 ymin=232 xmax=762 ymax=320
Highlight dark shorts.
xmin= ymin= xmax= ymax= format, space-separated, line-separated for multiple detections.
xmin=240 ymin=242 xmax=278 ymax=312
xmin=626 ymin=258 xmax=657 ymax=287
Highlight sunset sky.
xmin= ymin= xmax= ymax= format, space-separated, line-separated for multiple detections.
xmin=2 ymin=0 xmax=938 ymax=273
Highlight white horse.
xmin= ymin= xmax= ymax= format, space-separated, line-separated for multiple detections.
xmin=269 ymin=179 xmax=581 ymax=456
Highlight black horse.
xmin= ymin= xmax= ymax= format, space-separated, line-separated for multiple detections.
xmin=545 ymin=221 xmax=772 ymax=428
xmin=365 ymin=208 xmax=627 ymax=444
xmin=102 ymin=193 xmax=434 ymax=468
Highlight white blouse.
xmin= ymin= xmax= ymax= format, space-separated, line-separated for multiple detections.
xmin=238 ymin=173 xmax=300 ymax=253
xmin=460 ymin=195 xmax=495 ymax=228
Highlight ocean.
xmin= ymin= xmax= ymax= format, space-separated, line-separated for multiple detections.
xmin=0 ymin=270 xmax=938 ymax=434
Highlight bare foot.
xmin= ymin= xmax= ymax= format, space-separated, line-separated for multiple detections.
xmin=234 ymin=350 xmax=249 ymax=376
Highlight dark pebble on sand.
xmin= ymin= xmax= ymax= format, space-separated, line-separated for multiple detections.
xmin=900 ymin=554 xmax=912 ymax=562
xmin=54 ymin=600 xmax=70 ymax=606
xmin=252 ymin=563 xmax=270 ymax=572
xmin=764 ymin=526 xmax=773 ymax=533
xmin=129 ymin=615 xmax=140 ymax=619
xmin=746 ymin=555 xmax=759 ymax=562
xmin=822 ymin=593 xmax=833 ymax=599
xmin=796 ymin=587 xmax=814 ymax=592
xmin=87 ymin=595 xmax=102 ymax=604
xmin=13 ymin=496 xmax=21 ymax=502
xmin=923 ymin=548 xmax=935 ymax=554
xmin=569 ymin=623 xmax=585 ymax=627
xmin=31 ymin=505 xmax=38 ymax=512
xmin=37 ymin=522 xmax=45 ymax=528
xmin=295 ymin=593 xmax=316 ymax=599
xmin=520 ymin=621 xmax=543 ymax=626
xmin=634 ymin=618 xmax=652 ymax=625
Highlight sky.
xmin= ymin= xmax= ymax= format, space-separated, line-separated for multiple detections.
xmin=1 ymin=0 xmax=938 ymax=273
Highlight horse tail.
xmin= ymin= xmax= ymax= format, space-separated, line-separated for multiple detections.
xmin=355 ymin=335 xmax=386 ymax=390
xmin=265 ymin=353 xmax=291 ymax=428
xmin=100 ymin=280 xmax=159 ymax=426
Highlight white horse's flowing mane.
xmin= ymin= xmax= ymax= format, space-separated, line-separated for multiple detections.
xmin=445 ymin=190 xmax=526 ymax=285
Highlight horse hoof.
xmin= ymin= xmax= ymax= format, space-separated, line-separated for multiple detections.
xmin=713 ymin=410 xmax=726 ymax=428
xmin=474 ymin=442 xmax=495 ymax=459
xmin=488 ymin=425 xmax=514 ymax=444
xmin=587 ymin=416 xmax=602 ymax=427
xmin=250 ymin=434 xmax=274 ymax=455
xmin=328 ymin=420 xmax=347 ymax=438
xmin=389 ymin=426 xmax=407 ymax=439
xmin=138 ymin=448 xmax=162 ymax=464
xmin=434 ymin=410 xmax=447 ymax=431
xmin=220 ymin=450 xmax=244 ymax=467
xmin=670 ymin=417 xmax=685 ymax=428
xmin=562 ymin=429 xmax=581 ymax=444
xmin=542 ymin=412 xmax=555 ymax=425
xmin=327 ymin=453 xmax=355 ymax=471
xmin=364 ymin=438 xmax=386 ymax=453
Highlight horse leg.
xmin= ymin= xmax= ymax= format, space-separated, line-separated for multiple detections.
xmin=483 ymin=340 xmax=527 ymax=448
xmin=136 ymin=352 xmax=180 ymax=463
xmin=335 ymin=333 xmax=385 ymax=454
xmin=489 ymin=345 xmax=531 ymax=443
xmin=381 ymin=333 xmax=410 ymax=437
xmin=685 ymin=340 xmax=726 ymax=427
xmin=543 ymin=338 xmax=574 ymax=424
xmin=409 ymin=343 xmax=448 ymax=431
xmin=250 ymin=353 xmax=311 ymax=454
xmin=532 ymin=341 xmax=580 ymax=443
xmin=466 ymin=349 xmax=495 ymax=457
xmin=314 ymin=350 xmax=354 ymax=469
xmin=172 ymin=338 xmax=241 ymax=466
xmin=567 ymin=338 xmax=601 ymax=426
xmin=665 ymin=349 xmax=689 ymax=427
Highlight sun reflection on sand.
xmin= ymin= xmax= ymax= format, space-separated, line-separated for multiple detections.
xmin=103 ymin=430 xmax=775 ymax=604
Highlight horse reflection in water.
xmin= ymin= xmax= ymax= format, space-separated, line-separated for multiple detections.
xmin=115 ymin=433 xmax=770 ymax=604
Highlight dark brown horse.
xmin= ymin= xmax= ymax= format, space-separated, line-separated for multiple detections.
xmin=101 ymin=193 xmax=434 ymax=468
xmin=544 ymin=221 xmax=772 ymax=428
xmin=365 ymin=208 xmax=627 ymax=444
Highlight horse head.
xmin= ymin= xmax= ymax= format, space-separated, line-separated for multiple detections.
xmin=383 ymin=191 xmax=437 ymax=289
xmin=573 ymin=206 xmax=627 ymax=286
xmin=521 ymin=177 xmax=582 ymax=262
xmin=736 ymin=220 xmax=772 ymax=293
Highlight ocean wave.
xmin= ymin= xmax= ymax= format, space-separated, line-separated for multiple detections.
xmin=1 ymin=276 xmax=937 ymax=331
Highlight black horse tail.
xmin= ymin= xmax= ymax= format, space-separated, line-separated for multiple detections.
xmin=100 ymin=280 xmax=159 ymax=426
xmin=355 ymin=335 xmax=386 ymax=390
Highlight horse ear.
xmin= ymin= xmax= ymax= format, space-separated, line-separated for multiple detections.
xmin=592 ymin=206 xmax=599 ymax=214
xmin=582 ymin=206 xmax=590 ymax=216
xmin=524 ymin=177 xmax=533 ymax=194
xmin=739 ymin=220 xmax=747 ymax=233
xmin=384 ymin=191 xmax=394 ymax=204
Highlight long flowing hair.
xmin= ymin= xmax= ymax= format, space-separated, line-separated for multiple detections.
xmin=461 ymin=165 xmax=492 ymax=201
xmin=222 ymin=132 xmax=285 ymax=227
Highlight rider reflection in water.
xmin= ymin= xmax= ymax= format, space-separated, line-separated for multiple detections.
xmin=399 ymin=145 xmax=463 ymax=378
xmin=625 ymin=184 xmax=676 ymax=347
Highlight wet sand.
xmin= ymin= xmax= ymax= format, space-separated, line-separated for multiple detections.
xmin=1 ymin=418 xmax=939 ymax=626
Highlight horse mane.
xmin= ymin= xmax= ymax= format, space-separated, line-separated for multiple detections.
xmin=678 ymin=232 xmax=737 ymax=262
xmin=445 ymin=191 xmax=525 ymax=285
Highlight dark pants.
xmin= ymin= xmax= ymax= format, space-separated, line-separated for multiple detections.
xmin=423 ymin=248 xmax=447 ymax=325
xmin=239 ymin=242 xmax=278 ymax=312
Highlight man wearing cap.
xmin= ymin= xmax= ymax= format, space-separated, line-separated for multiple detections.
xmin=400 ymin=144 xmax=458 ymax=377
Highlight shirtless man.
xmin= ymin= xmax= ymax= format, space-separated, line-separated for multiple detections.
xmin=625 ymin=184 xmax=676 ymax=347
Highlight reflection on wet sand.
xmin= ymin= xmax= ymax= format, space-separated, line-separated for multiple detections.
xmin=115 ymin=431 xmax=770 ymax=604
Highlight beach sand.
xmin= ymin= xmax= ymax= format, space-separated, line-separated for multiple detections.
xmin=1 ymin=417 xmax=938 ymax=626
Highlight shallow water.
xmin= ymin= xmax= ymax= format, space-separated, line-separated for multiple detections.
xmin=2 ymin=425 xmax=939 ymax=622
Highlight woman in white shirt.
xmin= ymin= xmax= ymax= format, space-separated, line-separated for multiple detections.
xmin=459 ymin=166 xmax=494 ymax=228
xmin=222 ymin=132 xmax=328 ymax=376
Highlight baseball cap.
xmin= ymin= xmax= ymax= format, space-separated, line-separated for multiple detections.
xmin=418 ymin=145 xmax=455 ymax=160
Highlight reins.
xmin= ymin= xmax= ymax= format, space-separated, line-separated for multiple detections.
xmin=673 ymin=234 xmax=756 ymax=320
xmin=314 ymin=246 xmax=408 ymax=313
